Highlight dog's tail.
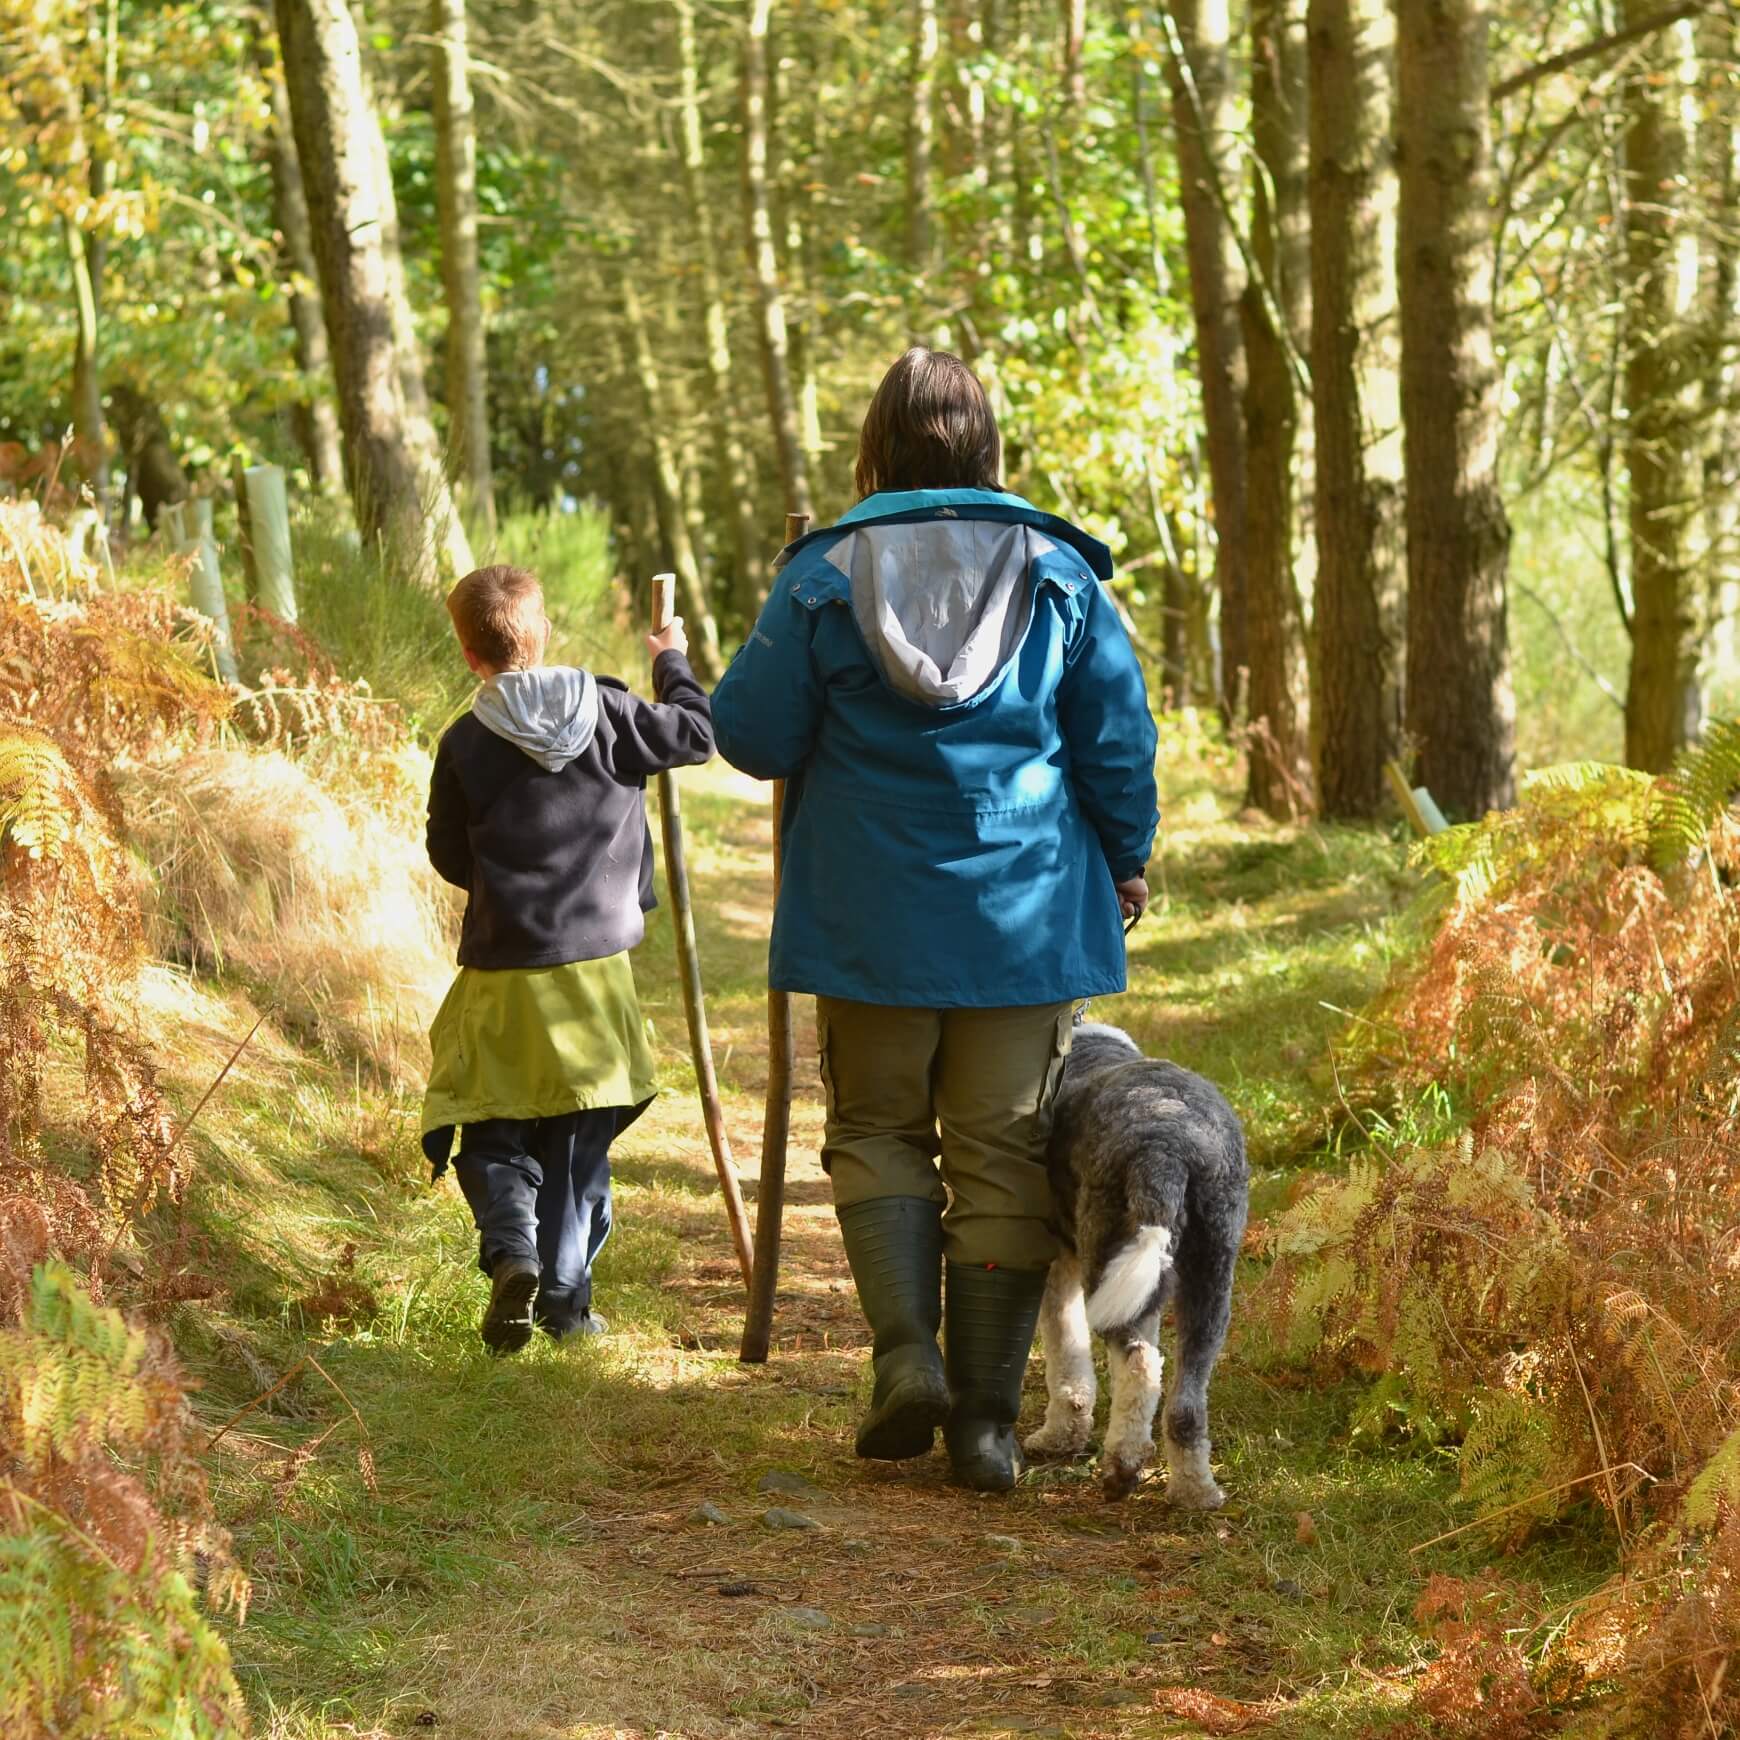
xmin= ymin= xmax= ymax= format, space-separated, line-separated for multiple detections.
xmin=1084 ymin=1224 xmax=1174 ymax=1333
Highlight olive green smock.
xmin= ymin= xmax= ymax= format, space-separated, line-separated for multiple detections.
xmin=420 ymin=953 xmax=657 ymax=1171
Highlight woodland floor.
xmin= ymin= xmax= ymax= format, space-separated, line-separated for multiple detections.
xmin=145 ymin=744 xmax=1616 ymax=1739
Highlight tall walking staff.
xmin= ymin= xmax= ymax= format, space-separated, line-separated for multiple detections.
xmin=739 ymin=511 xmax=810 ymax=1364
xmin=651 ymin=573 xmax=756 ymax=1291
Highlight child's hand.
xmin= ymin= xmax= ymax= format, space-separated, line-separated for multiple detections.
xmin=647 ymin=617 xmax=689 ymax=660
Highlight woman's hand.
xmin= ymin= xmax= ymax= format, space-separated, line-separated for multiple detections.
xmin=647 ymin=617 xmax=689 ymax=660
xmin=1115 ymin=875 xmax=1149 ymax=924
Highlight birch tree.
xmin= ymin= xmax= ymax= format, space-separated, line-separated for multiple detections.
xmin=273 ymin=0 xmax=472 ymax=587
xmin=742 ymin=0 xmax=812 ymax=520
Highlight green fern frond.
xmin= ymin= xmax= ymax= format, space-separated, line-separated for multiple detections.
xmin=0 ymin=1265 xmax=165 ymax=1467
xmin=0 ymin=1506 xmax=243 ymax=1738
xmin=0 ymin=731 xmax=83 ymax=863
xmin=1650 ymin=717 xmax=1740 ymax=869
xmin=1682 ymin=1428 xmax=1740 ymax=1532
xmin=1459 ymin=1388 xmax=1563 ymax=1524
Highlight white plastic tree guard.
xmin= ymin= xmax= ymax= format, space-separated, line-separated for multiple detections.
xmin=165 ymin=499 xmax=239 ymax=682
xmin=243 ymin=464 xmax=298 ymax=623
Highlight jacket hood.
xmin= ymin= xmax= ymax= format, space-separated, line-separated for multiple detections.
xmin=823 ymin=515 xmax=1061 ymax=707
xmin=472 ymin=665 xmax=598 ymax=771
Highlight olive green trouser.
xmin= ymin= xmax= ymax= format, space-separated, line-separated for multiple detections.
xmin=816 ymin=997 xmax=1074 ymax=1271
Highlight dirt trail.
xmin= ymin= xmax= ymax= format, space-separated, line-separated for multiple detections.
xmin=219 ymin=763 xmax=1406 ymax=1740
xmin=461 ymin=772 xmax=1295 ymax=1740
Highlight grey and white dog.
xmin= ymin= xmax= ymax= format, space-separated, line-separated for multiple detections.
xmin=1026 ymin=1021 xmax=1249 ymax=1505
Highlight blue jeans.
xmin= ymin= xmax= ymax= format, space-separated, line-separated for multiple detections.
xmin=453 ymin=1111 xmax=616 ymax=1336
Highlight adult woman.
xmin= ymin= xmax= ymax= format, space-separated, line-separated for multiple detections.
xmin=712 ymin=348 xmax=1158 ymax=1490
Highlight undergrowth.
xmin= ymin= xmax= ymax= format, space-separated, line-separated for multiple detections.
xmin=1263 ymin=746 xmax=1740 ymax=1733
xmin=0 ymin=502 xmax=247 ymax=1733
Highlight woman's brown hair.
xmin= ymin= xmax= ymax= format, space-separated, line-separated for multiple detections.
xmin=853 ymin=347 xmax=1003 ymax=499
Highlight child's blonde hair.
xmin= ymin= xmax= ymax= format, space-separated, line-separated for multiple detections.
xmin=447 ymin=565 xmax=546 ymax=669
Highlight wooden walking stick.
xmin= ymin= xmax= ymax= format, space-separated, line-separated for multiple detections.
xmin=651 ymin=572 xmax=756 ymax=1291
xmin=739 ymin=510 xmax=809 ymax=1364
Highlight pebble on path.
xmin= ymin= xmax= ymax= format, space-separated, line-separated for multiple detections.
xmin=777 ymin=1605 xmax=832 ymax=1631
xmin=688 ymin=1501 xmax=729 ymax=1526
xmin=761 ymin=1506 xmax=820 ymax=1531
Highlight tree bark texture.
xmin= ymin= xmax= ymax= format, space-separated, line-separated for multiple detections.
xmin=675 ymin=0 xmax=765 ymax=617
xmin=1395 ymin=0 xmax=1516 ymax=817
xmin=1164 ymin=0 xmax=1250 ymax=719
xmin=65 ymin=215 xmax=107 ymax=510
xmin=742 ymin=0 xmax=812 ymax=520
xmin=1241 ymin=0 xmax=1312 ymax=817
xmin=622 ymin=276 xmax=725 ymax=680
xmin=1697 ymin=8 xmax=1740 ymax=676
xmin=1621 ymin=5 xmax=1701 ymax=771
xmin=908 ymin=0 xmax=939 ymax=274
xmin=261 ymin=38 xmax=346 ymax=496
xmin=432 ymin=0 xmax=496 ymax=535
xmin=1060 ymin=0 xmax=1087 ymax=112
xmin=1307 ymin=0 xmax=1405 ymax=817
xmin=770 ymin=28 xmax=824 ymax=477
xmin=273 ymin=0 xmax=472 ymax=588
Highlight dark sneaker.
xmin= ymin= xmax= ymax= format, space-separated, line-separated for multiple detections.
xmin=481 ymin=1257 xmax=540 ymax=1355
xmin=541 ymin=1307 xmax=609 ymax=1342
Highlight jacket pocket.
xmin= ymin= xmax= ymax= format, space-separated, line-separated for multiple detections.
xmin=1037 ymin=1003 xmax=1076 ymax=1128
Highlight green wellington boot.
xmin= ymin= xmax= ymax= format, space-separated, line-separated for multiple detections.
xmin=837 ymin=1197 xmax=950 ymax=1460
xmin=943 ymin=1261 xmax=1048 ymax=1492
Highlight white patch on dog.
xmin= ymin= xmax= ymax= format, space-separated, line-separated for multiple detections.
xmin=1025 ymin=1256 xmax=1096 ymax=1457
xmin=1085 ymin=1224 xmax=1173 ymax=1332
xmin=1164 ymin=1433 xmax=1226 ymax=1510
xmin=1101 ymin=1338 xmax=1163 ymax=1497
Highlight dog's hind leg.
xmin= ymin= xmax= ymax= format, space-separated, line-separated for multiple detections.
xmin=1023 ymin=1255 xmax=1096 ymax=1458
xmin=1162 ymin=1232 xmax=1238 ymax=1510
xmin=1100 ymin=1309 xmax=1162 ymax=1500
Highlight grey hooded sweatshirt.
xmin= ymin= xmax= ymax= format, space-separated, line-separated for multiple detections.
xmin=826 ymin=518 xmax=1049 ymax=706
xmin=426 ymin=650 xmax=713 ymax=970
xmin=471 ymin=665 xmax=599 ymax=771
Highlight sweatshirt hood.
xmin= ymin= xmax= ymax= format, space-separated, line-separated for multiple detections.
xmin=472 ymin=665 xmax=598 ymax=771
xmin=823 ymin=515 xmax=1058 ymax=707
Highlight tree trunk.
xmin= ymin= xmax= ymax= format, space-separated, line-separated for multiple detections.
xmin=1241 ymin=0 xmax=1312 ymax=818
xmin=771 ymin=25 xmax=825 ymax=479
xmin=742 ymin=0 xmax=812 ymax=519
xmin=908 ymin=0 xmax=939 ymax=274
xmin=1307 ymin=0 xmax=1405 ymax=818
xmin=1396 ymin=0 xmax=1515 ymax=817
xmin=1698 ymin=8 xmax=1740 ymax=678
xmin=1060 ymin=0 xmax=1086 ymax=112
xmin=675 ymin=0 xmax=765 ymax=618
xmin=260 ymin=35 xmax=346 ymax=496
xmin=622 ymin=276 xmax=725 ymax=680
xmin=274 ymin=0 xmax=472 ymax=587
xmin=65 ymin=216 xmax=107 ymax=512
xmin=57 ymin=69 xmax=107 ymax=512
xmin=1621 ymin=5 xmax=1701 ymax=771
xmin=1164 ymin=0 xmax=1250 ymax=720
xmin=431 ymin=0 xmax=495 ymax=536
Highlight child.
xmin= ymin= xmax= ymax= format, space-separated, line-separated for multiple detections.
xmin=421 ymin=564 xmax=713 ymax=1353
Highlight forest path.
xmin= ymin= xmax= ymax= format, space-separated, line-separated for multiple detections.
xmin=210 ymin=750 xmax=1449 ymax=1740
